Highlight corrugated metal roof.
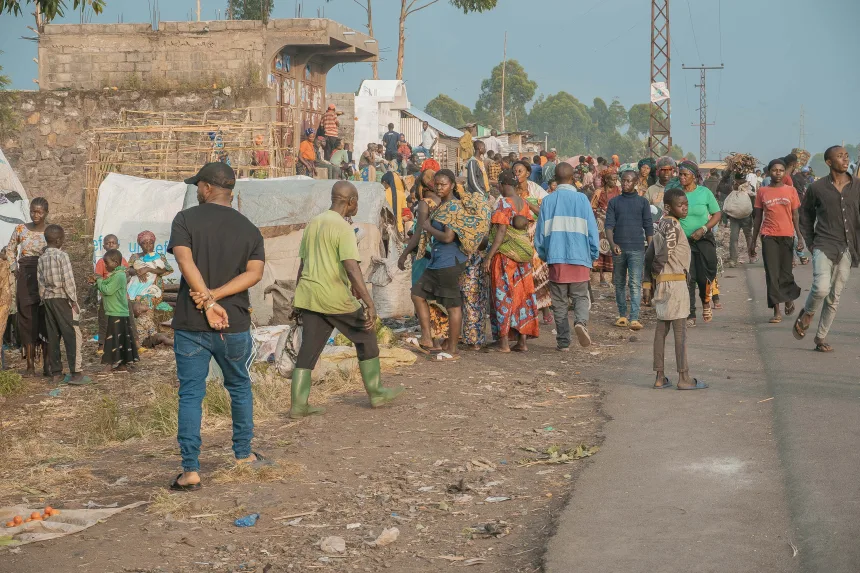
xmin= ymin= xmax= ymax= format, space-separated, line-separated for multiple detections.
xmin=404 ymin=107 xmax=464 ymax=139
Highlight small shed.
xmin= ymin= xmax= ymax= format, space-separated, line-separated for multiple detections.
xmin=353 ymin=80 xmax=411 ymax=156
xmin=401 ymin=107 xmax=463 ymax=172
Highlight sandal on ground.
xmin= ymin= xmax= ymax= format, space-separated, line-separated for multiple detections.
xmin=793 ymin=310 xmax=810 ymax=340
xmin=574 ymin=323 xmax=592 ymax=348
xmin=785 ymin=301 xmax=795 ymax=316
xmin=629 ymin=320 xmax=644 ymax=331
xmin=769 ymin=316 xmax=783 ymax=324
xmin=814 ymin=341 xmax=834 ymax=353
xmin=542 ymin=315 xmax=554 ymax=325
xmin=238 ymin=451 xmax=276 ymax=469
xmin=405 ymin=337 xmax=441 ymax=355
xmin=712 ymin=301 xmax=723 ymax=310
xmin=677 ymin=379 xmax=709 ymax=390
xmin=653 ymin=376 xmax=673 ymax=389
xmin=702 ymin=308 xmax=713 ymax=322
xmin=431 ymin=352 xmax=460 ymax=361
xmin=170 ymin=473 xmax=202 ymax=492
xmin=614 ymin=317 xmax=629 ymax=328
xmin=66 ymin=375 xmax=93 ymax=386
xmin=686 ymin=318 xmax=697 ymax=328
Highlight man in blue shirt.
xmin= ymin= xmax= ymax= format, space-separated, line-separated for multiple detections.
xmin=535 ymin=162 xmax=600 ymax=350
xmin=382 ymin=123 xmax=400 ymax=162
xmin=605 ymin=167 xmax=653 ymax=330
xmin=529 ymin=155 xmax=543 ymax=184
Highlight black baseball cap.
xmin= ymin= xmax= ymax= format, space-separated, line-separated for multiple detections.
xmin=184 ymin=162 xmax=236 ymax=190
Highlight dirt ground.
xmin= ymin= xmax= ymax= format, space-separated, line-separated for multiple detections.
xmin=0 ymin=236 xmax=646 ymax=573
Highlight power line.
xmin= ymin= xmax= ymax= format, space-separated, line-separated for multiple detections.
xmin=684 ymin=0 xmax=702 ymax=62
xmin=717 ymin=0 xmax=723 ymax=61
xmin=592 ymin=22 xmax=640 ymax=53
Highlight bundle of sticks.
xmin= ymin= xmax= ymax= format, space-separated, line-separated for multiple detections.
xmin=725 ymin=153 xmax=758 ymax=175
xmin=791 ymin=148 xmax=811 ymax=167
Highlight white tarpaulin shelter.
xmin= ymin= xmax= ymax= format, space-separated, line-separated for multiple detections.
xmin=0 ymin=147 xmax=31 ymax=248
xmin=181 ymin=178 xmax=397 ymax=324
xmin=93 ymin=173 xmax=187 ymax=283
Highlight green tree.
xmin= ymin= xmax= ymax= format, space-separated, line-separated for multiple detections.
xmin=0 ymin=0 xmax=103 ymax=20
xmin=425 ymin=94 xmax=474 ymax=127
xmin=395 ymin=0 xmax=497 ymax=80
xmin=627 ymin=103 xmax=666 ymax=137
xmin=685 ymin=152 xmax=697 ymax=162
xmin=525 ymin=92 xmax=592 ymax=156
xmin=474 ymin=59 xmax=536 ymax=130
xmin=227 ymin=0 xmax=273 ymax=21
xmin=0 ymin=58 xmax=18 ymax=140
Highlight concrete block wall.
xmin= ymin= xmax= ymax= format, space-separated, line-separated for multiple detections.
xmin=2 ymin=88 xmax=268 ymax=219
xmin=326 ymin=92 xmax=355 ymax=151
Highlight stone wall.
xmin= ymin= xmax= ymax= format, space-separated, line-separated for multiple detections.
xmin=2 ymin=88 xmax=268 ymax=219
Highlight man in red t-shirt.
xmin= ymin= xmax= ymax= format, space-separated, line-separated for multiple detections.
xmin=750 ymin=158 xmax=803 ymax=323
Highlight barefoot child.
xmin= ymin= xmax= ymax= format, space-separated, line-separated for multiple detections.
xmin=643 ymin=189 xmax=707 ymax=390
xmin=38 ymin=225 xmax=90 ymax=385
xmin=94 ymin=234 xmax=128 ymax=354
xmin=92 ymin=249 xmax=139 ymax=371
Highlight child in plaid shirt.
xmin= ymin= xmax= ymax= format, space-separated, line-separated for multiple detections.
xmin=38 ymin=224 xmax=90 ymax=385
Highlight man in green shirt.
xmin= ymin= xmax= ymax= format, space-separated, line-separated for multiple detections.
xmin=290 ymin=181 xmax=404 ymax=418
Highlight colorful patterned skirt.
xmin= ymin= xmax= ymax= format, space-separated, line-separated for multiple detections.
xmin=459 ymin=253 xmax=488 ymax=346
xmin=489 ymin=253 xmax=540 ymax=340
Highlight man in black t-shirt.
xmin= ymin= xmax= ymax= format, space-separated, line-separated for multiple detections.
xmin=166 ymin=162 xmax=267 ymax=492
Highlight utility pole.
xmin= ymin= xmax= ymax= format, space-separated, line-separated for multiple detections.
xmin=500 ymin=31 xmax=507 ymax=133
xmin=197 ymin=0 xmax=201 ymax=21
xmin=648 ymin=0 xmax=671 ymax=157
xmin=683 ymin=64 xmax=723 ymax=163
xmin=799 ymin=105 xmax=806 ymax=149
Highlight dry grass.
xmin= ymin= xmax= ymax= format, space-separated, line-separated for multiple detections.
xmin=81 ymin=395 xmax=147 ymax=446
xmin=147 ymin=490 xmax=194 ymax=519
xmin=211 ymin=460 xmax=303 ymax=484
xmin=0 ymin=370 xmax=25 ymax=397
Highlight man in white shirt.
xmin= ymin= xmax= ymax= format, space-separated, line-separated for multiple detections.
xmin=483 ymin=129 xmax=502 ymax=155
xmin=413 ymin=121 xmax=437 ymax=160
xmin=745 ymin=171 xmax=759 ymax=192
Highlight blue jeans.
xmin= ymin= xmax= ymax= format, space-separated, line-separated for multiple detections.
xmin=612 ymin=249 xmax=645 ymax=321
xmin=413 ymin=146 xmax=431 ymax=159
xmin=175 ymin=330 xmax=254 ymax=472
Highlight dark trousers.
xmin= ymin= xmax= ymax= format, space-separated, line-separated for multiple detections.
xmin=324 ymin=136 xmax=340 ymax=160
xmin=687 ymin=232 xmax=717 ymax=318
xmin=653 ymin=318 xmax=688 ymax=373
xmin=295 ymin=309 xmax=379 ymax=370
xmin=43 ymin=298 xmax=81 ymax=375
xmin=761 ymin=236 xmax=801 ymax=308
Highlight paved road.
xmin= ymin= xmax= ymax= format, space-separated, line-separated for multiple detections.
xmin=545 ymin=261 xmax=860 ymax=573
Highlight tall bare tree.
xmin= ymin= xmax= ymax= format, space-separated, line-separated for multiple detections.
xmin=396 ymin=0 xmax=496 ymax=80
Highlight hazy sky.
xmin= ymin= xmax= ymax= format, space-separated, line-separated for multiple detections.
xmin=1 ymin=0 xmax=858 ymax=161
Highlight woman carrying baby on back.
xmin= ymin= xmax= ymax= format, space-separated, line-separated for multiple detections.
xmin=128 ymin=230 xmax=174 ymax=349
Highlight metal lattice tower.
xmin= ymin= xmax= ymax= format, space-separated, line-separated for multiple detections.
xmin=648 ymin=0 xmax=671 ymax=157
xmin=683 ymin=64 xmax=723 ymax=163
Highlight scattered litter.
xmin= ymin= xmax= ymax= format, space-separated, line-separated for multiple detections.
xmin=484 ymin=496 xmax=511 ymax=503
xmin=366 ymin=526 xmax=399 ymax=547
xmin=464 ymin=558 xmax=487 ymax=566
xmin=758 ymin=397 xmax=774 ymax=403
xmin=566 ymin=394 xmax=594 ymax=399
xmin=189 ymin=513 xmax=220 ymax=519
xmin=85 ymin=501 xmax=118 ymax=509
xmin=447 ymin=478 xmax=471 ymax=494
xmin=274 ymin=510 xmax=317 ymax=521
xmin=435 ymin=555 xmax=465 ymax=562
xmin=519 ymin=444 xmax=600 ymax=467
xmin=346 ymin=523 xmax=361 ymax=530
xmin=544 ymin=427 xmax=554 ymax=432
xmin=286 ymin=518 xmax=303 ymax=526
xmin=47 ymin=388 xmax=62 ymax=397
xmin=320 ymin=536 xmax=346 ymax=554
xmin=418 ymin=486 xmax=435 ymax=492
xmin=466 ymin=458 xmax=496 ymax=472
xmin=589 ymin=351 xmax=600 ymax=356
xmin=433 ymin=459 xmax=449 ymax=467
xmin=545 ymin=371 xmax=557 ymax=376
xmin=789 ymin=540 xmax=799 ymax=557
xmin=108 ymin=476 xmax=129 ymax=487
xmin=466 ymin=520 xmax=510 ymax=538
xmin=234 ymin=513 xmax=260 ymax=527
xmin=536 ymin=469 xmax=555 ymax=475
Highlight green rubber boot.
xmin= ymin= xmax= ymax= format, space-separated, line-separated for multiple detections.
xmin=289 ymin=368 xmax=325 ymax=418
xmin=359 ymin=357 xmax=404 ymax=408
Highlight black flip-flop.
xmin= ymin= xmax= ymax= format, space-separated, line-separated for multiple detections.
xmin=653 ymin=376 xmax=673 ymax=389
xmin=170 ymin=473 xmax=202 ymax=492
xmin=677 ymin=379 xmax=708 ymax=390
xmin=243 ymin=451 xmax=276 ymax=469
xmin=793 ymin=310 xmax=809 ymax=340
